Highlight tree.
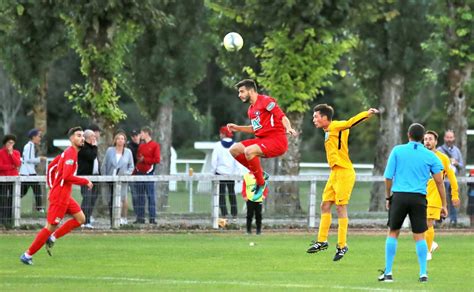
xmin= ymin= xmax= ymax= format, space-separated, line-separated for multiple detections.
xmin=209 ymin=0 xmax=359 ymax=214
xmin=352 ymin=0 xmax=435 ymax=211
xmin=422 ymin=0 xmax=473 ymax=171
xmin=60 ymin=0 xmax=167 ymax=148
xmin=0 ymin=0 xmax=67 ymax=154
xmin=0 ymin=63 xmax=23 ymax=134
xmin=123 ymin=0 xmax=211 ymax=210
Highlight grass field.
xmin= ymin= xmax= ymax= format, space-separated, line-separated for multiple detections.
xmin=1 ymin=232 xmax=473 ymax=291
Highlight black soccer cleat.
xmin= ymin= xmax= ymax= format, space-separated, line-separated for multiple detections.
xmin=333 ymin=246 xmax=348 ymax=261
xmin=419 ymin=275 xmax=428 ymax=283
xmin=378 ymin=269 xmax=393 ymax=282
xmin=306 ymin=241 xmax=328 ymax=253
xmin=45 ymin=236 xmax=55 ymax=257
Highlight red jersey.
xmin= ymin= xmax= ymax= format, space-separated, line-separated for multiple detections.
xmin=136 ymin=140 xmax=160 ymax=174
xmin=248 ymin=95 xmax=286 ymax=138
xmin=0 ymin=147 xmax=21 ymax=176
xmin=48 ymin=146 xmax=89 ymax=205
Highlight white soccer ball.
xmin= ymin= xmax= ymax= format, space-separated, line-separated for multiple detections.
xmin=223 ymin=32 xmax=244 ymax=52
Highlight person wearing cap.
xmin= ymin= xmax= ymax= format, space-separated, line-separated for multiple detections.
xmin=20 ymin=129 xmax=47 ymax=213
xmin=211 ymin=126 xmax=240 ymax=221
xmin=0 ymin=134 xmax=21 ymax=226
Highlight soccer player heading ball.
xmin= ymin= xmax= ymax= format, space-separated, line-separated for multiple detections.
xmin=227 ymin=79 xmax=298 ymax=198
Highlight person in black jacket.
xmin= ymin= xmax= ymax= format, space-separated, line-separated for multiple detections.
xmin=127 ymin=129 xmax=141 ymax=220
xmin=77 ymin=129 xmax=100 ymax=228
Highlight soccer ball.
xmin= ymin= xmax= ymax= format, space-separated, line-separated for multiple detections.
xmin=223 ymin=32 xmax=244 ymax=52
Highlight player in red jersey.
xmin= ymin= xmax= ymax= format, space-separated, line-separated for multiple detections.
xmin=227 ymin=79 xmax=297 ymax=197
xmin=20 ymin=127 xmax=93 ymax=265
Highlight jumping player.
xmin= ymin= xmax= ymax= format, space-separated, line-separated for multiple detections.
xmin=20 ymin=127 xmax=93 ymax=265
xmin=423 ymin=130 xmax=459 ymax=260
xmin=227 ymin=79 xmax=297 ymax=197
xmin=308 ymin=104 xmax=379 ymax=261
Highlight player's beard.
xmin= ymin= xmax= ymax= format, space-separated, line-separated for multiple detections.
xmin=242 ymin=94 xmax=250 ymax=103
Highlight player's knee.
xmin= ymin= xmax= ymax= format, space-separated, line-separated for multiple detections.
xmin=244 ymin=147 xmax=254 ymax=159
xmin=76 ymin=214 xmax=86 ymax=224
xmin=229 ymin=144 xmax=242 ymax=157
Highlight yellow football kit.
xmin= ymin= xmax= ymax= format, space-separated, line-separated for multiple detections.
xmin=426 ymin=151 xmax=458 ymax=220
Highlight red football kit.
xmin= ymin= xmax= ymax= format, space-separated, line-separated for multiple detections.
xmin=241 ymin=94 xmax=288 ymax=158
xmin=47 ymin=146 xmax=89 ymax=225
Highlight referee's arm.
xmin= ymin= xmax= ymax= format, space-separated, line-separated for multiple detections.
xmin=383 ymin=149 xmax=397 ymax=210
xmin=385 ymin=178 xmax=393 ymax=210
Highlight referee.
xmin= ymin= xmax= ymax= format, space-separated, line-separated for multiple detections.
xmin=379 ymin=123 xmax=447 ymax=283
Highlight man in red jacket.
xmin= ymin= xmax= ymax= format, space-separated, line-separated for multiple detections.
xmin=0 ymin=134 xmax=21 ymax=226
xmin=20 ymin=127 xmax=93 ymax=265
xmin=134 ymin=126 xmax=160 ymax=224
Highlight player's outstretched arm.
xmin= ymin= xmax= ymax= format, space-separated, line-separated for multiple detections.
xmin=227 ymin=123 xmax=254 ymax=134
xmin=446 ymin=165 xmax=460 ymax=207
xmin=282 ymin=116 xmax=298 ymax=137
xmin=331 ymin=108 xmax=379 ymax=131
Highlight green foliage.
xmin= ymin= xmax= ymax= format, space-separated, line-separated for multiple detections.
xmin=123 ymin=0 xmax=211 ymax=119
xmin=60 ymin=0 xmax=168 ymax=126
xmin=0 ymin=0 xmax=66 ymax=97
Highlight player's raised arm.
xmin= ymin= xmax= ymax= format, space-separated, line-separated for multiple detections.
xmin=330 ymin=108 xmax=379 ymax=131
xmin=227 ymin=123 xmax=254 ymax=134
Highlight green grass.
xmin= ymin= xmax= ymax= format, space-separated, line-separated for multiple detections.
xmin=1 ymin=232 xmax=473 ymax=291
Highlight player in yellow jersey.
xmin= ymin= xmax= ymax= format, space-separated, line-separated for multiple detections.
xmin=307 ymin=104 xmax=379 ymax=261
xmin=423 ymin=130 xmax=459 ymax=260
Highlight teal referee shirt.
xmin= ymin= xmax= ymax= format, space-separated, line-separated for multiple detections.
xmin=384 ymin=141 xmax=443 ymax=195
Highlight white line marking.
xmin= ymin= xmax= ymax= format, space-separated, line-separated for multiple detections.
xmin=0 ymin=275 xmax=424 ymax=291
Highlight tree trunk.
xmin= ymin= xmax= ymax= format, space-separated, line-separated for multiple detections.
xmin=154 ymin=101 xmax=173 ymax=211
xmin=34 ymin=71 xmax=48 ymax=174
xmin=267 ymin=111 xmax=303 ymax=215
xmin=446 ymin=64 xmax=472 ymax=174
xmin=369 ymin=74 xmax=404 ymax=211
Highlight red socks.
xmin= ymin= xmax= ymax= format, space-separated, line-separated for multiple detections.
xmin=247 ymin=156 xmax=265 ymax=186
xmin=53 ymin=219 xmax=81 ymax=239
xmin=234 ymin=153 xmax=250 ymax=169
xmin=27 ymin=228 xmax=52 ymax=256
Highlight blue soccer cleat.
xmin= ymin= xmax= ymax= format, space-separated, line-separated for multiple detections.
xmin=252 ymin=181 xmax=268 ymax=201
xmin=20 ymin=253 xmax=33 ymax=265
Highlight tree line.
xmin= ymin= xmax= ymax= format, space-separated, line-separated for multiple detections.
xmin=0 ymin=0 xmax=472 ymax=212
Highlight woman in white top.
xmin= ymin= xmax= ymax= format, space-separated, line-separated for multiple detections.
xmin=102 ymin=131 xmax=134 ymax=226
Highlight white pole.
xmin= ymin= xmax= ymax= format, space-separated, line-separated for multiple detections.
xmin=189 ymin=168 xmax=194 ymax=213
xmin=13 ymin=178 xmax=21 ymax=227
xmin=308 ymin=180 xmax=317 ymax=228
xmin=212 ymin=181 xmax=219 ymax=229
xmin=112 ymin=180 xmax=122 ymax=228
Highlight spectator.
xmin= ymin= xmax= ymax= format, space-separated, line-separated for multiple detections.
xmin=77 ymin=129 xmax=100 ymax=228
xmin=127 ymin=129 xmax=141 ymax=217
xmin=102 ymin=130 xmax=134 ymax=226
xmin=242 ymin=172 xmax=268 ymax=235
xmin=437 ymin=130 xmax=464 ymax=225
xmin=0 ymin=134 xmax=21 ymax=227
xmin=134 ymin=127 xmax=160 ymax=224
xmin=19 ymin=129 xmax=47 ymax=213
xmin=468 ymin=170 xmax=474 ymax=228
xmin=211 ymin=126 xmax=240 ymax=222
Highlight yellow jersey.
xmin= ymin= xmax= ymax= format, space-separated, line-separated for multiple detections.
xmin=426 ymin=150 xmax=459 ymax=208
xmin=324 ymin=111 xmax=371 ymax=169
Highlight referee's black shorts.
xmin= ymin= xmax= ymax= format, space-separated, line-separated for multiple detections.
xmin=387 ymin=192 xmax=427 ymax=233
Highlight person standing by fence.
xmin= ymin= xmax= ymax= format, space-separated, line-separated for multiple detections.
xmin=379 ymin=123 xmax=446 ymax=283
xmin=211 ymin=126 xmax=240 ymax=222
xmin=20 ymin=129 xmax=47 ymax=213
xmin=103 ymin=130 xmax=134 ymax=226
xmin=0 ymin=134 xmax=21 ymax=227
xmin=127 ymin=129 xmax=141 ymax=218
xmin=134 ymin=127 xmax=160 ymax=224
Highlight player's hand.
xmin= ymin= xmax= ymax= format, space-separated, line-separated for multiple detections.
xmin=87 ymin=181 xmax=93 ymax=190
xmin=452 ymin=198 xmax=460 ymax=208
xmin=368 ymin=108 xmax=380 ymax=115
xmin=385 ymin=200 xmax=390 ymax=211
xmin=287 ymin=128 xmax=298 ymax=137
xmin=441 ymin=207 xmax=448 ymax=219
xmin=227 ymin=123 xmax=238 ymax=132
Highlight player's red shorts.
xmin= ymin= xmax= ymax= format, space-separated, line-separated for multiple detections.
xmin=241 ymin=134 xmax=288 ymax=158
xmin=47 ymin=197 xmax=82 ymax=225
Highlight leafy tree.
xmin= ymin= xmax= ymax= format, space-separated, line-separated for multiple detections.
xmin=352 ymin=0 xmax=435 ymax=211
xmin=0 ymin=63 xmax=23 ymax=135
xmin=60 ymin=0 xmax=167 ymax=148
xmin=422 ymin=0 xmax=473 ymax=170
xmin=123 ymin=0 xmax=211 ymax=209
xmin=0 ymin=0 xmax=67 ymax=154
xmin=209 ymin=0 xmax=361 ymax=214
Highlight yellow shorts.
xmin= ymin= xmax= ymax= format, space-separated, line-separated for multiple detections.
xmin=322 ymin=166 xmax=356 ymax=205
xmin=427 ymin=206 xmax=441 ymax=220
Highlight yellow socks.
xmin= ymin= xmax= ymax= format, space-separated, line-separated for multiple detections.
xmin=337 ymin=218 xmax=349 ymax=248
xmin=425 ymin=226 xmax=435 ymax=251
xmin=317 ymin=213 xmax=332 ymax=242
